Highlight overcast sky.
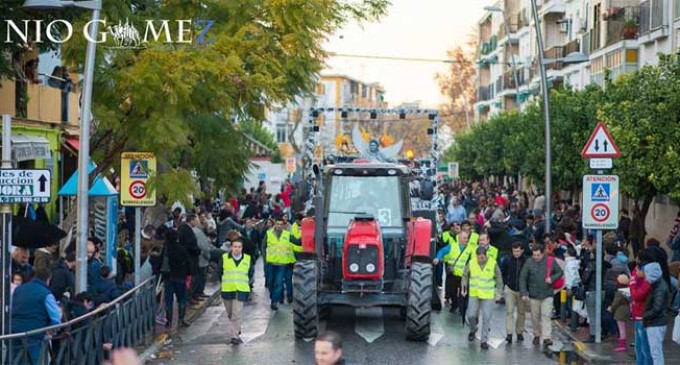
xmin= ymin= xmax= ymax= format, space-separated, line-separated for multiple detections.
xmin=324 ymin=0 xmax=495 ymax=108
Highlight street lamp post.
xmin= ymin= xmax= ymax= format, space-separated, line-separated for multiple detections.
xmin=529 ymin=0 xmax=553 ymax=234
xmin=24 ymin=0 xmax=102 ymax=294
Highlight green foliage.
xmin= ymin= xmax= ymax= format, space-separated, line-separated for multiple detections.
xmin=56 ymin=0 xmax=388 ymax=199
xmin=445 ymin=85 xmax=604 ymax=191
xmin=240 ymin=120 xmax=278 ymax=150
xmin=600 ymin=54 xmax=680 ymax=202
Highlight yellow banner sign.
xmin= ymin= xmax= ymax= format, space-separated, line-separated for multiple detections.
xmin=120 ymin=152 xmax=157 ymax=206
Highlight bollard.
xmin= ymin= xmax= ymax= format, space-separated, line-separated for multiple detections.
xmin=560 ymin=289 xmax=567 ymax=322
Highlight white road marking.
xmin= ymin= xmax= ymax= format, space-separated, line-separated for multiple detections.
xmin=354 ymin=307 xmax=385 ymax=343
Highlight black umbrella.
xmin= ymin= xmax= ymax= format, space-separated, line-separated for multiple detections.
xmin=12 ymin=216 xmax=67 ymax=249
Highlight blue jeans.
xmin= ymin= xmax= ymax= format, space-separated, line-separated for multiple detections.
xmin=634 ymin=320 xmax=651 ymax=365
xmin=435 ymin=262 xmax=443 ymax=287
xmin=264 ymin=262 xmax=271 ymax=289
xmin=645 ymin=325 xmax=666 ymax=365
xmin=165 ymin=278 xmax=187 ymax=319
xmin=269 ymin=264 xmax=286 ymax=304
xmin=11 ymin=337 xmax=43 ymax=365
xmin=284 ymin=265 xmax=293 ymax=301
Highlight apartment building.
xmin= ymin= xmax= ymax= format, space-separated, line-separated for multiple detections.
xmin=265 ymin=74 xmax=386 ymax=157
xmin=0 ymin=47 xmax=81 ymax=220
xmin=474 ymin=0 xmax=680 ymax=122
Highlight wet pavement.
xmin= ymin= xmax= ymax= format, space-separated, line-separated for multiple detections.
xmin=147 ymin=261 xmax=591 ymax=365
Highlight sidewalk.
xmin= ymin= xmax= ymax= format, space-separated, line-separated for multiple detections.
xmin=137 ymin=279 xmax=222 ymax=361
xmin=552 ymin=314 xmax=680 ymax=363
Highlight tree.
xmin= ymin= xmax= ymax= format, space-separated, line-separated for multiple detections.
xmin=600 ymin=55 xmax=680 ymax=222
xmin=436 ymin=36 xmax=477 ymax=133
xmin=58 ymin=0 xmax=389 ymax=203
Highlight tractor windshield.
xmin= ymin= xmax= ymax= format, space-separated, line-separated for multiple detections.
xmin=327 ymin=175 xmax=403 ymax=228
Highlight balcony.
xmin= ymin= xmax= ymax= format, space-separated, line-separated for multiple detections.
xmin=498 ymin=22 xmax=519 ymax=42
xmin=602 ymin=6 xmax=640 ymax=47
xmin=544 ymin=46 xmax=565 ymax=70
xmin=501 ymin=68 xmax=527 ymax=91
xmin=479 ymin=36 xmax=499 ymax=56
xmin=477 ymin=86 xmax=492 ymax=102
xmin=563 ymin=38 xmax=580 ymax=55
xmin=539 ymin=0 xmax=566 ymax=16
xmin=639 ymin=0 xmax=668 ymax=37
xmin=516 ymin=9 xmax=530 ymax=28
xmin=0 ymin=79 xmax=79 ymax=127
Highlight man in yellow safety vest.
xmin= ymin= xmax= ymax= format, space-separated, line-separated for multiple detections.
xmin=434 ymin=229 xmax=475 ymax=313
xmin=461 ymin=246 xmax=503 ymax=350
xmin=476 ymin=232 xmax=498 ymax=262
xmin=219 ymin=240 xmax=250 ymax=345
xmin=265 ymin=218 xmax=300 ymax=310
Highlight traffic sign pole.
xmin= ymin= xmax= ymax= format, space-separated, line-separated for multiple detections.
xmin=595 ymin=229 xmax=603 ymax=343
xmin=134 ymin=207 xmax=141 ymax=286
xmin=1 ymin=114 xmax=13 ymax=337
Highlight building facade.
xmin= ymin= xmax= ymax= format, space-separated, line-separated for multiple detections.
xmin=264 ymin=74 xmax=386 ymax=158
xmin=0 ymin=47 xmax=80 ymax=221
xmin=474 ymin=0 xmax=680 ymax=122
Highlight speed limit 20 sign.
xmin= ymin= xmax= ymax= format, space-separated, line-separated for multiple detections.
xmin=582 ymin=175 xmax=619 ymax=229
xmin=121 ymin=152 xmax=156 ymax=207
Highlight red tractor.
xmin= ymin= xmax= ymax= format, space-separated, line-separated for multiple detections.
xmin=293 ymin=161 xmax=435 ymax=341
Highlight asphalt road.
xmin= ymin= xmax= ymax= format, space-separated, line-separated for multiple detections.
xmin=149 ymin=261 xmax=581 ymax=365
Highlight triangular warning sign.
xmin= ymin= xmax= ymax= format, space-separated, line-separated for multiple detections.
xmin=581 ymin=122 xmax=620 ymax=158
xmin=593 ymin=185 xmax=609 ymax=200
xmin=130 ymin=161 xmax=147 ymax=176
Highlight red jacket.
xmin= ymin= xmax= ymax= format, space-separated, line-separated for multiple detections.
xmin=629 ymin=270 xmax=651 ymax=320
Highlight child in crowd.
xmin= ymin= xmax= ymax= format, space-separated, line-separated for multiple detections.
xmin=609 ymin=274 xmax=631 ymax=352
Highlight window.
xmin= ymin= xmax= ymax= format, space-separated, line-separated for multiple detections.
xmin=327 ymin=175 xmax=403 ymax=228
xmin=276 ymin=123 xmax=287 ymax=143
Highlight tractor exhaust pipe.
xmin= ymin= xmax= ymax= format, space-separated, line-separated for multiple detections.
xmin=313 ymin=164 xmax=324 ymax=257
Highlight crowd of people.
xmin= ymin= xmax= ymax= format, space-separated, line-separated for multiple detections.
xmin=431 ymin=180 xmax=680 ymax=364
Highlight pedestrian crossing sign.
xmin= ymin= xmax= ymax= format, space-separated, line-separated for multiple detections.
xmin=129 ymin=160 xmax=148 ymax=178
xmin=591 ymin=183 xmax=610 ymax=201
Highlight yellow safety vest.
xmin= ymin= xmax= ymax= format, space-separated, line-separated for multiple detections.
xmin=442 ymin=231 xmax=457 ymax=246
xmin=468 ymin=232 xmax=479 ymax=246
xmin=291 ymin=223 xmax=303 ymax=254
xmin=221 ymin=254 xmax=251 ymax=293
xmin=468 ymin=258 xmax=497 ymax=300
xmin=266 ymin=229 xmax=293 ymax=265
xmin=445 ymin=243 xmax=474 ymax=276
xmin=291 ymin=222 xmax=301 ymax=239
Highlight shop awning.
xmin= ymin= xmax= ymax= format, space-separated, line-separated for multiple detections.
xmin=58 ymin=161 xmax=118 ymax=197
xmin=0 ymin=135 xmax=52 ymax=162
xmin=65 ymin=137 xmax=79 ymax=151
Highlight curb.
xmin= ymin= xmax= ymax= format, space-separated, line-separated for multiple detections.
xmin=139 ymin=289 xmax=221 ymax=362
xmin=552 ymin=320 xmax=615 ymax=364
xmin=139 ymin=333 xmax=168 ymax=362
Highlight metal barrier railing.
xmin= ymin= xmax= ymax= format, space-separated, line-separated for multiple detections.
xmin=1 ymin=276 xmax=157 ymax=365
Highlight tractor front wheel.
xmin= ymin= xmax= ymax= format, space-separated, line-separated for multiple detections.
xmin=293 ymin=260 xmax=319 ymax=339
xmin=405 ymin=262 xmax=432 ymax=341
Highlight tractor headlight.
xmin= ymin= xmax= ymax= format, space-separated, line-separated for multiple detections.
xmin=366 ymin=263 xmax=376 ymax=273
xmin=349 ymin=263 xmax=359 ymax=272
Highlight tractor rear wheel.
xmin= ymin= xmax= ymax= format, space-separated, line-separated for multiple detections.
xmin=293 ymin=260 xmax=318 ymax=339
xmin=405 ymin=262 xmax=432 ymax=341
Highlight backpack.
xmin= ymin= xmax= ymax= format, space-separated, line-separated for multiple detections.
xmin=546 ymin=256 xmax=565 ymax=292
xmin=117 ymin=248 xmax=134 ymax=275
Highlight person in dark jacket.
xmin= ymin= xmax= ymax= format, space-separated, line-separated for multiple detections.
xmin=642 ymin=262 xmax=670 ymax=365
xmin=49 ymin=251 xmax=76 ymax=303
xmin=581 ymin=243 xmax=612 ymax=342
xmin=163 ymin=228 xmax=192 ymax=328
xmin=11 ymin=267 xmax=62 ymax=364
xmin=94 ymin=266 xmax=121 ymax=305
xmin=179 ymin=214 xmax=201 ymax=304
xmin=500 ymin=242 xmax=527 ymax=343
xmin=240 ymin=218 xmax=262 ymax=287
xmin=86 ymin=239 xmax=102 ymax=294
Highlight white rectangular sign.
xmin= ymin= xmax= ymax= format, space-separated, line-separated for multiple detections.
xmin=448 ymin=162 xmax=459 ymax=179
xmin=0 ymin=169 xmax=51 ymax=203
xmin=582 ymin=174 xmax=619 ymax=230
xmin=589 ymin=158 xmax=612 ymax=169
